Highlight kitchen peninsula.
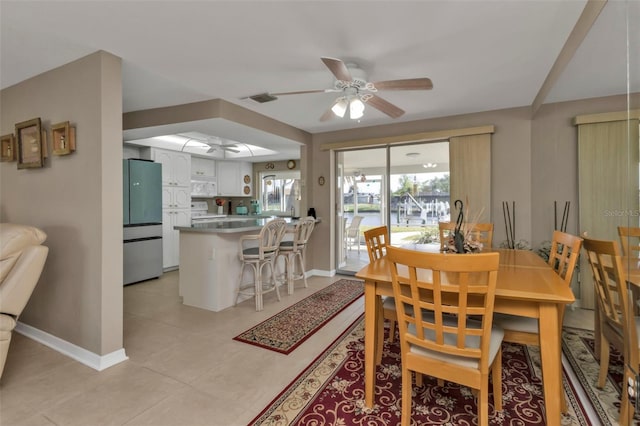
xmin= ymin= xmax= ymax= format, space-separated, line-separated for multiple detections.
xmin=175 ymin=217 xmax=297 ymax=312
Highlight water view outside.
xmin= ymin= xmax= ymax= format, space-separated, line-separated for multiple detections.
xmin=343 ymin=173 xmax=451 ymax=245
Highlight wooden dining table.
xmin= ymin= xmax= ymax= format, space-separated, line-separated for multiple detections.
xmin=355 ymin=248 xmax=574 ymax=426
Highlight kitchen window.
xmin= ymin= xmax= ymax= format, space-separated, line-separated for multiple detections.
xmin=259 ymin=170 xmax=301 ymax=214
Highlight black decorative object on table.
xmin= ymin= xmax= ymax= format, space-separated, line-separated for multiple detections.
xmin=307 ymin=207 xmax=316 ymax=219
xmin=453 ymin=199 xmax=465 ymax=254
xmin=502 ymin=201 xmax=515 ymax=249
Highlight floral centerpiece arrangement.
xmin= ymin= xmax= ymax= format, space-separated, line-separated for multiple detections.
xmin=442 ymin=199 xmax=485 ymax=254
xmin=215 ymin=198 xmax=226 ymax=214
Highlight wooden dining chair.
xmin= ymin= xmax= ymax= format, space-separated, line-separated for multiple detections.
xmin=493 ymin=230 xmax=582 ymax=412
xmin=363 ymin=226 xmax=400 ymax=363
xmin=618 ymin=226 xmax=640 ymax=314
xmin=438 ymin=221 xmax=494 ymax=251
xmin=386 ymin=246 xmax=503 ymax=426
xmin=495 ymin=231 xmax=582 ymax=342
xmin=583 ymin=236 xmax=639 ymax=425
xmin=618 ymin=226 xmax=640 ymax=258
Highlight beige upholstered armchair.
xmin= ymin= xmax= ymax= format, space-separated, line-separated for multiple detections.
xmin=0 ymin=223 xmax=48 ymax=379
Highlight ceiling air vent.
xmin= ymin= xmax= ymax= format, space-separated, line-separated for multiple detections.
xmin=249 ymin=93 xmax=278 ymax=103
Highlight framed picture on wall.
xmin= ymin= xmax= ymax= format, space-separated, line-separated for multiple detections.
xmin=51 ymin=121 xmax=76 ymax=155
xmin=0 ymin=134 xmax=16 ymax=162
xmin=16 ymin=117 xmax=43 ymax=169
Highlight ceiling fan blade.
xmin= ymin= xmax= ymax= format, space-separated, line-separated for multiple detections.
xmin=365 ymin=95 xmax=405 ymax=119
xmin=371 ymin=78 xmax=433 ymax=91
xmin=321 ymin=57 xmax=353 ymax=82
xmin=224 ymin=147 xmax=240 ymax=153
xmin=270 ymin=89 xmax=335 ymax=96
xmin=319 ymin=107 xmax=334 ymax=122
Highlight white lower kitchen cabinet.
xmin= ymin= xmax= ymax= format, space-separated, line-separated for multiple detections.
xmin=162 ymin=209 xmax=190 ymax=269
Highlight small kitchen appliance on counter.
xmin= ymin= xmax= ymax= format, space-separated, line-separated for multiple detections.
xmin=250 ymin=200 xmax=261 ymax=215
xmin=236 ymin=202 xmax=248 ymax=215
xmin=191 ymin=201 xmax=226 ymax=224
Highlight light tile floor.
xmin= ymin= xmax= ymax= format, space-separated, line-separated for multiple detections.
xmin=0 ymin=270 xmax=594 ymax=426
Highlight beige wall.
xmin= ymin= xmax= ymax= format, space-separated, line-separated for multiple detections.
xmin=306 ymin=96 xmax=639 ymax=272
xmin=0 ymin=51 xmax=123 ymax=356
xmin=306 ymin=139 xmax=333 ymax=270
xmin=310 ymin=106 xmax=533 ymax=268
xmin=532 ymin=93 xmax=640 ymax=248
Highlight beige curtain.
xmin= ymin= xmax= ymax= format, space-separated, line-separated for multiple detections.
xmin=449 ymin=134 xmax=492 ymax=223
xmin=578 ymin=119 xmax=639 ymax=309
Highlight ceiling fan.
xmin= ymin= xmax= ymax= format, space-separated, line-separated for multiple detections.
xmin=248 ymin=57 xmax=433 ymax=121
xmin=177 ymin=134 xmax=241 ymax=154
xmin=202 ymin=137 xmax=240 ymax=154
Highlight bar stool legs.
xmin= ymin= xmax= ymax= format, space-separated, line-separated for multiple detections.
xmin=237 ymin=256 xmax=280 ymax=311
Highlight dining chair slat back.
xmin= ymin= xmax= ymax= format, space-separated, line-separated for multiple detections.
xmin=583 ymin=236 xmax=638 ymax=425
xmin=438 ymin=222 xmax=494 ymax=251
xmin=363 ymin=225 xmax=388 ymax=262
xmin=386 ymin=246 xmax=503 ymax=426
xmin=618 ymin=226 xmax=640 ymax=258
xmin=363 ymin=225 xmax=399 ymax=352
xmin=548 ymin=230 xmax=583 ymax=284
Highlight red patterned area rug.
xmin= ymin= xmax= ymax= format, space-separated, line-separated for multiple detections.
xmin=250 ymin=316 xmax=591 ymax=425
xmin=562 ymin=326 xmax=640 ymax=425
xmin=233 ymin=279 xmax=363 ymax=354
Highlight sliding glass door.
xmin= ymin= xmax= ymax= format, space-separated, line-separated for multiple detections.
xmin=336 ymin=142 xmax=450 ymax=274
xmin=337 ymin=148 xmax=387 ymax=273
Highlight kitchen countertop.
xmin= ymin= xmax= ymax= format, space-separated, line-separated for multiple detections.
xmin=175 ymin=216 xmax=320 ymax=234
xmin=175 ymin=217 xmax=277 ymax=233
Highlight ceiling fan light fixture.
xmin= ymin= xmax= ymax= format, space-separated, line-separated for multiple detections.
xmin=349 ymin=97 xmax=365 ymax=119
xmin=331 ymin=97 xmax=348 ymax=118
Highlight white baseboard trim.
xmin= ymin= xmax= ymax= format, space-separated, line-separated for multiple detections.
xmin=15 ymin=322 xmax=128 ymax=371
xmin=308 ymin=269 xmax=336 ymax=277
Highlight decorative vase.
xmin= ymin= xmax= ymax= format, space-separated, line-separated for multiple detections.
xmin=217 ymin=206 xmax=224 ymax=215
xmin=453 ymin=231 xmax=465 ymax=253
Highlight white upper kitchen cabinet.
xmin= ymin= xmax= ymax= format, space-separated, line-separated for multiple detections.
xmin=162 ymin=186 xmax=191 ymax=209
xmin=217 ymin=161 xmax=253 ymax=196
xmin=143 ymin=148 xmax=191 ymax=187
xmin=191 ymin=157 xmax=216 ymax=179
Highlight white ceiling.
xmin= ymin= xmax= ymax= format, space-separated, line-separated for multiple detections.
xmin=1 ymin=1 xmax=638 ymax=161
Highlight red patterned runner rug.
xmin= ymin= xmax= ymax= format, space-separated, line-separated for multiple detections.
xmin=250 ymin=316 xmax=591 ymax=425
xmin=233 ymin=278 xmax=363 ymax=354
